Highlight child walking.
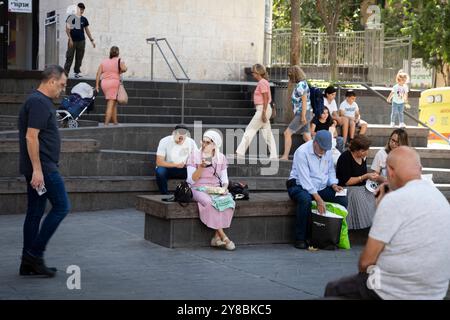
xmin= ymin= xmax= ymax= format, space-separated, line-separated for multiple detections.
xmin=387 ymin=70 xmax=409 ymax=128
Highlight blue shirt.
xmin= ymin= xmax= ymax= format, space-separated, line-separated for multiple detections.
xmin=291 ymin=80 xmax=311 ymax=115
xmin=18 ymin=90 xmax=61 ymax=176
xmin=288 ymin=140 xmax=338 ymax=194
xmin=66 ymin=15 xmax=89 ymax=42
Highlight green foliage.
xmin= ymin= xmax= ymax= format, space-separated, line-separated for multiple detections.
xmin=273 ymin=0 xmax=363 ymax=32
xmin=382 ymin=0 xmax=450 ymax=74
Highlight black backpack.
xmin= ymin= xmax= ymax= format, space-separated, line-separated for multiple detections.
xmin=309 ymin=86 xmax=324 ymax=117
xmin=174 ymin=181 xmax=193 ymax=206
xmin=228 ymin=181 xmax=249 ymax=200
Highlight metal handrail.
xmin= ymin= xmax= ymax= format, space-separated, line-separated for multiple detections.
xmin=146 ymin=37 xmax=190 ymax=82
xmin=146 ymin=37 xmax=190 ymax=124
xmin=336 ymin=82 xmax=450 ymax=145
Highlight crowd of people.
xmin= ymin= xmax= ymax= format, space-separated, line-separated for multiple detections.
xmin=17 ymin=24 xmax=450 ymax=298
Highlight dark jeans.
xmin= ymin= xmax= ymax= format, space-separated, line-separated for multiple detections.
xmin=324 ymin=273 xmax=382 ymax=300
xmin=64 ymin=40 xmax=86 ymax=74
xmin=155 ymin=167 xmax=187 ymax=194
xmin=23 ymin=171 xmax=71 ymax=258
xmin=287 ymin=184 xmax=348 ymax=241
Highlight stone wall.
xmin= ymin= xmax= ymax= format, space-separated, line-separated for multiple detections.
xmin=38 ymin=0 xmax=265 ymax=81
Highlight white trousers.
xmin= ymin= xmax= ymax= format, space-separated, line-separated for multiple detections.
xmin=236 ymin=105 xmax=278 ymax=158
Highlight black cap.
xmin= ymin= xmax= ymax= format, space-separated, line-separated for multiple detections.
xmin=174 ymin=124 xmax=188 ymax=131
xmin=77 ymin=3 xmax=85 ymax=9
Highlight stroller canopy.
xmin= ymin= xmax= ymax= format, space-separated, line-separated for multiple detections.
xmin=71 ymin=82 xmax=94 ymax=99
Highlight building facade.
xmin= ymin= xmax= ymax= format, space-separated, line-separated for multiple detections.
xmin=36 ymin=0 xmax=267 ymax=81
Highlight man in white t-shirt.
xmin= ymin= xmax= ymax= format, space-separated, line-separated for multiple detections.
xmin=155 ymin=125 xmax=198 ymax=194
xmin=324 ymin=146 xmax=450 ymax=300
xmin=339 ymin=90 xmax=368 ymax=143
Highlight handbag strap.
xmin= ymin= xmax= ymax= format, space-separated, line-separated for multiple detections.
xmin=212 ymin=164 xmax=223 ymax=188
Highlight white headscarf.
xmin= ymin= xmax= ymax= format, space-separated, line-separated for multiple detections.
xmin=203 ymin=130 xmax=222 ymax=149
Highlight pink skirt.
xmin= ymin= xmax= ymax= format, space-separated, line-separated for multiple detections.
xmin=101 ymin=78 xmax=120 ymax=100
xmin=192 ymin=189 xmax=234 ymax=230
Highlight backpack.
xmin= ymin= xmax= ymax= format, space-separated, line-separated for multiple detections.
xmin=228 ymin=181 xmax=249 ymax=200
xmin=309 ymin=86 xmax=324 ymax=117
xmin=174 ymin=181 xmax=193 ymax=207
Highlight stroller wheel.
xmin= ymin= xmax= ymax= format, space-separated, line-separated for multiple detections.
xmin=68 ymin=119 xmax=79 ymax=128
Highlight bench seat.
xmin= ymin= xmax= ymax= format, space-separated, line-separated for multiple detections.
xmin=136 ymin=192 xmax=297 ymax=248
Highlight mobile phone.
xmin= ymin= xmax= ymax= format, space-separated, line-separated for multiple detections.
xmin=36 ymin=184 xmax=47 ymax=196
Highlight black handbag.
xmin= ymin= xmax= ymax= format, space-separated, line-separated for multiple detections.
xmin=310 ymin=213 xmax=343 ymax=250
xmin=228 ymin=181 xmax=249 ymax=200
xmin=173 ymin=181 xmax=193 ymax=207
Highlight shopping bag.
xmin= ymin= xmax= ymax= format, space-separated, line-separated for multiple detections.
xmin=311 ymin=201 xmax=351 ymax=249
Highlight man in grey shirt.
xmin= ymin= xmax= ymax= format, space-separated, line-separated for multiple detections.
xmin=324 ymin=146 xmax=450 ymax=300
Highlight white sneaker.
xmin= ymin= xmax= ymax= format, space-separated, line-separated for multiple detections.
xmin=74 ymin=73 xmax=83 ymax=78
xmin=400 ymin=123 xmax=406 ymax=128
xmin=390 ymin=122 xmax=395 ymax=127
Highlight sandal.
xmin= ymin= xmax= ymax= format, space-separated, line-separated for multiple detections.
xmin=223 ymin=237 xmax=236 ymax=251
xmin=210 ymin=236 xmax=225 ymax=247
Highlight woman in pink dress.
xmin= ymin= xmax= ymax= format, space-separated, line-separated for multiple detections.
xmin=95 ymin=46 xmax=127 ymax=125
xmin=186 ymin=130 xmax=236 ymax=250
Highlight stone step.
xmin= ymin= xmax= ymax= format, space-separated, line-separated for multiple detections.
xmin=81 ymin=114 xmax=254 ymax=125
xmin=2 ymin=145 xmax=448 ymax=178
xmin=49 ymin=124 xmax=429 ymax=150
xmin=0 ymin=138 xmax=99 ymax=153
xmin=1 ymin=175 xmax=448 ymax=215
xmin=66 ymin=78 xmax=256 ymax=93
xmin=93 ymin=105 xmax=255 ymax=117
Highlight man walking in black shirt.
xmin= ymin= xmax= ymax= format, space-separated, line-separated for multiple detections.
xmin=64 ymin=2 xmax=95 ymax=78
xmin=18 ymin=65 xmax=69 ymax=277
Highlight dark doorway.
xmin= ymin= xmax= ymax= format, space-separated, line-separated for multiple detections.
xmin=0 ymin=0 xmax=39 ymax=71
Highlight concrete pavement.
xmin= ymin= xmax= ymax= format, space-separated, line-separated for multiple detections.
xmin=0 ymin=208 xmax=363 ymax=300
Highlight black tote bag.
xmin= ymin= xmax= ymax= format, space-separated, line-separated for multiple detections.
xmin=310 ymin=213 xmax=343 ymax=250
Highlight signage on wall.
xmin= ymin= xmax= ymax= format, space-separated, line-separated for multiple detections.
xmin=8 ymin=0 xmax=32 ymax=13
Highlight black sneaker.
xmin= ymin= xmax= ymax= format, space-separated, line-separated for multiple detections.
xmin=20 ymin=252 xmax=57 ymax=277
xmin=294 ymin=240 xmax=309 ymax=250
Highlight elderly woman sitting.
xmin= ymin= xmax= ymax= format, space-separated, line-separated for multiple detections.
xmin=336 ymin=135 xmax=378 ymax=230
xmin=186 ymin=130 xmax=236 ymax=250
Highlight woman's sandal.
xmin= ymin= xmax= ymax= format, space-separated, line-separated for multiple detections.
xmin=222 ymin=237 xmax=236 ymax=251
xmin=210 ymin=236 xmax=225 ymax=247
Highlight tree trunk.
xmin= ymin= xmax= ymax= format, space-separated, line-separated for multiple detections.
xmin=316 ymin=0 xmax=342 ymax=82
xmin=290 ymin=0 xmax=301 ymax=66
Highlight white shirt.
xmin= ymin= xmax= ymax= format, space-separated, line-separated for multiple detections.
xmin=339 ymin=100 xmax=359 ymax=118
xmin=323 ymin=97 xmax=338 ymax=115
xmin=369 ymin=179 xmax=450 ymax=300
xmin=156 ymin=135 xmax=197 ymax=165
xmin=391 ymin=84 xmax=409 ymax=104
xmin=371 ymin=148 xmax=388 ymax=177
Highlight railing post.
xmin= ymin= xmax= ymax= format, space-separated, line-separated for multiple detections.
xmin=150 ymin=43 xmax=154 ymax=81
xmin=181 ymin=82 xmax=185 ymax=124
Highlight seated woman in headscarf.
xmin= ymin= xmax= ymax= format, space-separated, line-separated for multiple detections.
xmin=186 ymin=130 xmax=236 ymax=250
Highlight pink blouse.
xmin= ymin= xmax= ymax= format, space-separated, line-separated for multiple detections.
xmin=253 ymin=78 xmax=272 ymax=105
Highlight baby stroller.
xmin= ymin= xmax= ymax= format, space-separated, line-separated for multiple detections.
xmin=57 ymin=82 xmax=97 ymax=128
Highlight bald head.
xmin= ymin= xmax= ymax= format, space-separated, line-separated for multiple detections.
xmin=386 ymin=146 xmax=422 ymax=190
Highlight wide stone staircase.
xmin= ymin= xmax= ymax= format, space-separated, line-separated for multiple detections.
xmin=0 ymin=77 xmax=449 ymax=215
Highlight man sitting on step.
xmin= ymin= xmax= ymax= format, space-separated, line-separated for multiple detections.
xmin=155 ymin=125 xmax=198 ymax=195
xmin=286 ymin=130 xmax=348 ymax=249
